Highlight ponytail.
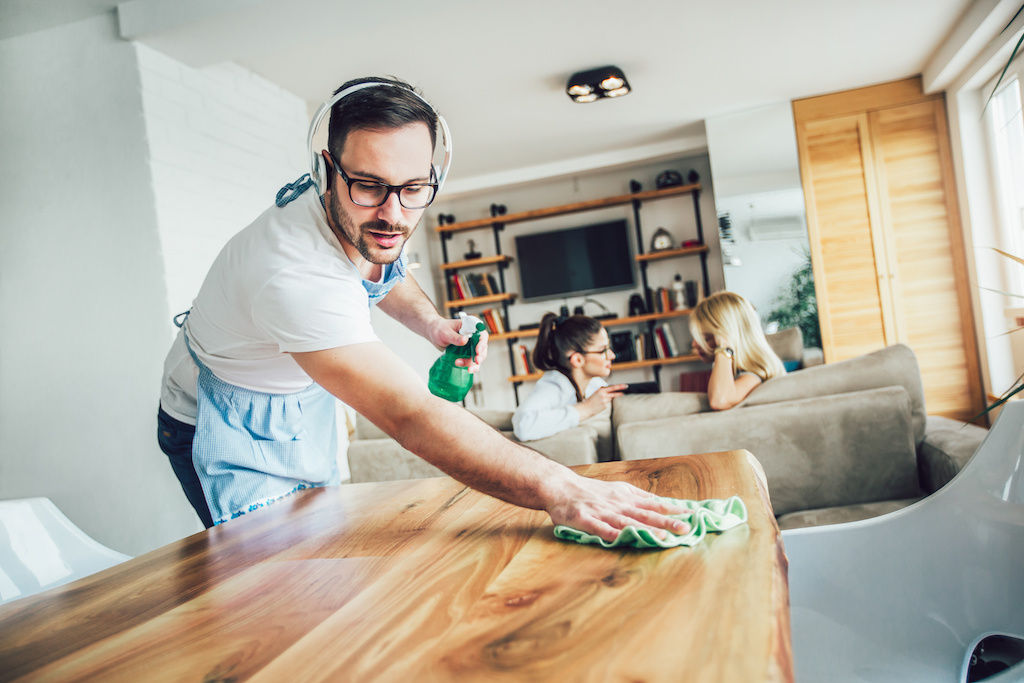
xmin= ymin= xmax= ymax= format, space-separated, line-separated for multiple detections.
xmin=532 ymin=313 xmax=603 ymax=402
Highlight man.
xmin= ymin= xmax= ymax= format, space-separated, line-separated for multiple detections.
xmin=158 ymin=76 xmax=689 ymax=540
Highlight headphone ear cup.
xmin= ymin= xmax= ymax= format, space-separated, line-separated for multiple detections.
xmin=314 ymin=152 xmax=328 ymax=193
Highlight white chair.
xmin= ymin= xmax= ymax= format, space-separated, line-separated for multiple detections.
xmin=784 ymin=401 xmax=1024 ymax=682
xmin=0 ymin=497 xmax=130 ymax=605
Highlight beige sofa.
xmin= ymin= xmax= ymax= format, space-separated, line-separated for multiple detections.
xmin=346 ymin=344 xmax=987 ymax=531
xmin=613 ymin=344 xmax=988 ymax=529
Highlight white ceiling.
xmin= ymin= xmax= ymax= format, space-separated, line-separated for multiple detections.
xmin=4 ymin=0 xmax=975 ymax=190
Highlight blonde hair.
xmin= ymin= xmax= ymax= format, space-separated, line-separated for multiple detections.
xmin=689 ymin=291 xmax=786 ymax=381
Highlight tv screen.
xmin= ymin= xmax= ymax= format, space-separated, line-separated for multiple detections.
xmin=515 ymin=219 xmax=635 ymax=301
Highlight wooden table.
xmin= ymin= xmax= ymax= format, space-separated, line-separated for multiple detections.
xmin=0 ymin=451 xmax=792 ymax=682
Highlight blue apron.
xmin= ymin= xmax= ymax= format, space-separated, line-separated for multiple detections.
xmin=180 ymin=252 xmax=407 ymax=524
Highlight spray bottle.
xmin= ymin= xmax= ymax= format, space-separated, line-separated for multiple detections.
xmin=428 ymin=312 xmax=486 ymax=402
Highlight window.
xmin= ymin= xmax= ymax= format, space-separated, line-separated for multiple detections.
xmin=985 ymin=70 xmax=1024 ymax=290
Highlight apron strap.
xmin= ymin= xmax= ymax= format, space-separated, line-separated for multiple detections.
xmin=276 ymin=174 xmax=315 ymax=207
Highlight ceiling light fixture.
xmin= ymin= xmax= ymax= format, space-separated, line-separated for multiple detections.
xmin=566 ymin=65 xmax=631 ymax=103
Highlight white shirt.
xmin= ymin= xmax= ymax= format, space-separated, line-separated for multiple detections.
xmin=160 ymin=191 xmax=383 ymax=424
xmin=512 ymin=371 xmax=606 ymax=441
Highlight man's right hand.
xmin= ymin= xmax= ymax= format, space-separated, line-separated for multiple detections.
xmin=542 ymin=472 xmax=691 ymax=543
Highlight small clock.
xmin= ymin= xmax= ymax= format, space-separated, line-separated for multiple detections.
xmin=650 ymin=227 xmax=674 ymax=252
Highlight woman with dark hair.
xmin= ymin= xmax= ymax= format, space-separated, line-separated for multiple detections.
xmin=512 ymin=313 xmax=625 ymax=441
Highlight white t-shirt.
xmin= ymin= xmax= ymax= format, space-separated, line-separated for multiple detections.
xmin=511 ymin=371 xmax=606 ymax=441
xmin=160 ymin=191 xmax=387 ymax=424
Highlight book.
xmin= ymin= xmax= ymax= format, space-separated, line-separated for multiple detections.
xmin=654 ymin=327 xmax=669 ymax=358
xmin=480 ymin=309 xmax=497 ymax=334
xmin=634 ymin=333 xmax=645 ymax=361
xmin=661 ymin=324 xmax=680 ymax=357
xmin=658 ymin=287 xmax=671 ymax=314
xmin=513 ymin=344 xmax=531 ymax=376
xmin=480 ymin=273 xmax=494 ymax=296
xmin=464 ymin=272 xmax=479 ymax=296
xmin=470 ymin=273 xmax=488 ymax=297
xmin=487 ymin=274 xmax=500 ymax=295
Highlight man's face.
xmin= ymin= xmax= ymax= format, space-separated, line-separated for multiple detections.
xmin=325 ymin=123 xmax=434 ymax=265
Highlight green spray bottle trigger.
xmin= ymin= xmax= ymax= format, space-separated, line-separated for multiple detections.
xmin=427 ymin=313 xmax=486 ymax=402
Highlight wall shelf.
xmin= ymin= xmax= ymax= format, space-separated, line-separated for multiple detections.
xmin=491 ymin=309 xmax=693 ymax=342
xmin=435 ymin=184 xmax=701 ymax=234
xmin=636 ymin=245 xmax=709 ymax=262
xmin=443 ymin=292 xmax=516 ymax=310
xmin=508 ymin=354 xmax=702 ymax=383
xmin=440 ymin=255 xmax=513 ymax=272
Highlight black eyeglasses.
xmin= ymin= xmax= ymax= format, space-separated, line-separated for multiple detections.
xmin=329 ymin=153 xmax=437 ymax=209
xmin=578 ymin=346 xmax=613 ymax=357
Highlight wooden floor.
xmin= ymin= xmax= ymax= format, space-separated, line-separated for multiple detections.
xmin=0 ymin=452 xmax=791 ymax=682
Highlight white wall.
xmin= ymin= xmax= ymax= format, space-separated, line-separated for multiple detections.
xmin=425 ymin=155 xmax=725 ymax=411
xmin=0 ymin=13 xmax=197 ymax=554
xmin=136 ymin=44 xmax=309 ymax=317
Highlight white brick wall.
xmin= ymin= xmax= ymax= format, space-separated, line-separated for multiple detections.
xmin=136 ymin=44 xmax=309 ymax=317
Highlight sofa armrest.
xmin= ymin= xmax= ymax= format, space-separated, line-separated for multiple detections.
xmin=917 ymin=416 xmax=989 ymax=493
xmin=516 ymin=425 xmax=599 ymax=467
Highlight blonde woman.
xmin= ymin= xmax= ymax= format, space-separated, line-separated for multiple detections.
xmin=689 ymin=291 xmax=786 ymax=411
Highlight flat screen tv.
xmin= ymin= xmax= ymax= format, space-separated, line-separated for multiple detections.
xmin=515 ymin=219 xmax=635 ymax=301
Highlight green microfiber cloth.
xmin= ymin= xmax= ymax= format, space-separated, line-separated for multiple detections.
xmin=553 ymin=496 xmax=748 ymax=549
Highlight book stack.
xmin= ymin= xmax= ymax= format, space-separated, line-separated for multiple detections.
xmin=653 ymin=324 xmax=681 ymax=358
xmin=447 ymin=272 xmax=501 ymax=301
xmin=512 ymin=344 xmax=533 ymax=376
xmin=479 ymin=308 xmax=506 ymax=335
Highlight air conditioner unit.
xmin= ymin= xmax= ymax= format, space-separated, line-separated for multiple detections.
xmin=747 ymin=215 xmax=806 ymax=241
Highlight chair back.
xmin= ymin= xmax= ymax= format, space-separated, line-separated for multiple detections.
xmin=0 ymin=497 xmax=130 ymax=605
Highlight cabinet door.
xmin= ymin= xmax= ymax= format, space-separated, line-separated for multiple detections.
xmin=868 ymin=100 xmax=983 ymax=419
xmin=798 ymin=113 xmax=891 ymax=360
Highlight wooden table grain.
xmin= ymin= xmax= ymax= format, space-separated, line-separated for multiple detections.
xmin=0 ymin=451 xmax=792 ymax=682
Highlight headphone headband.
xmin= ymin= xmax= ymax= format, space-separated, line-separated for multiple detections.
xmin=306 ymin=81 xmax=453 ymax=197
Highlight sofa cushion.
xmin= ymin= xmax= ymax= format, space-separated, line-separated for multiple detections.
xmin=353 ymin=407 xmax=514 ymax=441
xmin=348 ymin=425 xmax=599 ymax=483
xmin=742 ymin=343 xmax=927 ymax=444
xmin=917 ymin=415 xmax=988 ymax=493
xmin=612 ymin=393 xmax=709 ymax=434
xmin=348 ymin=438 xmax=446 ymax=482
xmin=776 ymin=498 xmax=922 ymax=530
xmin=616 ymin=385 xmax=921 ymax=517
xmin=766 ymin=326 xmax=804 ymax=362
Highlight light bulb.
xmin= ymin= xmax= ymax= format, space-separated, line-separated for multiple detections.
xmin=600 ymin=76 xmax=624 ymax=90
xmin=574 ymin=93 xmax=599 ymax=103
xmin=567 ymin=84 xmax=593 ymax=96
xmin=605 ymin=87 xmax=630 ymax=97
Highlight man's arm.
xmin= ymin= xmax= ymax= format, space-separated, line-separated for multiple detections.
xmin=377 ymin=273 xmax=486 ymax=370
xmin=291 ymin=342 xmax=690 ymax=541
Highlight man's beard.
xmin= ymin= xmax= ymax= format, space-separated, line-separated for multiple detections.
xmin=328 ymin=196 xmax=412 ymax=265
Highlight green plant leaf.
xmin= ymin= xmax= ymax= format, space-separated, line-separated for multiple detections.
xmin=970 ymin=369 xmax=1024 ymax=422
xmin=982 ymin=6 xmax=1024 ymax=115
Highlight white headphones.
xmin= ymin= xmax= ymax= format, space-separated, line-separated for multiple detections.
xmin=305 ymin=81 xmax=453 ymax=196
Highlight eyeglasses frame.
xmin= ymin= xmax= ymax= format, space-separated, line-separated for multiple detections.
xmin=328 ymin=152 xmax=438 ymax=209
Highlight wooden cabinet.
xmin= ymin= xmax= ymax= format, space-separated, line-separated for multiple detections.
xmin=794 ymin=77 xmax=983 ymax=420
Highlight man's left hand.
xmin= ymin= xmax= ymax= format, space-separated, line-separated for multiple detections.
xmin=428 ymin=318 xmax=489 ymax=373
